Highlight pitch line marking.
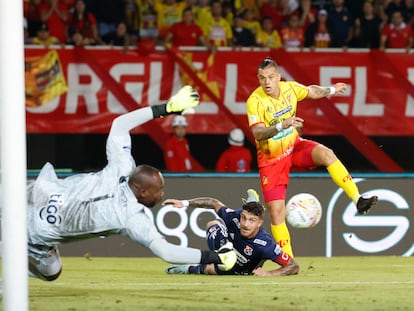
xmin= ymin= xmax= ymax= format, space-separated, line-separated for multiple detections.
xmin=121 ymin=281 xmax=414 ymax=287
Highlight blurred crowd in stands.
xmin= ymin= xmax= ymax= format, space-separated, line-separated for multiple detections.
xmin=23 ymin=0 xmax=414 ymax=51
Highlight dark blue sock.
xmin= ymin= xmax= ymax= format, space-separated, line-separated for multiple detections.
xmin=189 ymin=265 xmax=205 ymax=274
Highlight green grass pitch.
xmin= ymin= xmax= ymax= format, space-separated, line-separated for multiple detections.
xmin=3 ymin=256 xmax=414 ymax=310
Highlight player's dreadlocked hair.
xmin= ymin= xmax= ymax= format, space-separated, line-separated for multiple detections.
xmin=258 ymin=57 xmax=278 ymax=70
xmin=242 ymin=201 xmax=265 ymax=218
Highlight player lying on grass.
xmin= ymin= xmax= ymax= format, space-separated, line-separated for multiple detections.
xmin=163 ymin=189 xmax=300 ymax=276
xmin=25 ymin=85 xmax=237 ymax=281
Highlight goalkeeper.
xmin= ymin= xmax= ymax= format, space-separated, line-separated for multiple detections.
xmin=163 ymin=189 xmax=300 ymax=276
xmin=26 ymin=86 xmax=237 ymax=281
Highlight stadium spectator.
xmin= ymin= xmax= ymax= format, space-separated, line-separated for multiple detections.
xmin=256 ymin=16 xmax=283 ymax=48
xmin=241 ymin=7 xmax=262 ymax=37
xmin=304 ymin=9 xmax=333 ymax=48
xmin=406 ymin=0 xmax=414 ymax=28
xmin=245 ymin=57 xmax=378 ymax=256
xmin=155 ymin=0 xmax=187 ymax=41
xmin=66 ymin=0 xmax=99 ymax=45
xmin=194 ymin=0 xmax=213 ymax=28
xmin=216 ymin=128 xmax=253 ymax=173
xmin=164 ymin=115 xmax=197 ymax=172
xmin=24 ymin=18 xmax=34 ymax=45
xmin=39 ymin=0 xmax=69 ymax=43
xmin=164 ymin=189 xmax=299 ymax=276
xmin=32 ymin=23 xmax=60 ymax=46
xmin=101 ymin=21 xmax=131 ymax=47
xmin=380 ymin=10 xmax=414 ymax=51
xmin=327 ymin=0 xmax=353 ymax=48
xmin=24 ymin=0 xmax=44 ymax=37
xmin=24 ymin=85 xmax=237 ymax=281
xmin=280 ymin=13 xmax=305 ymax=48
xmin=294 ymin=0 xmax=318 ymax=33
xmin=237 ymin=0 xmax=262 ymax=21
xmin=384 ymin=0 xmax=407 ymax=22
xmin=87 ymin=0 xmax=125 ymax=37
xmin=232 ymin=14 xmax=257 ymax=47
xmin=137 ymin=0 xmax=159 ymax=42
xmin=164 ymin=8 xmax=207 ymax=47
xmin=259 ymin=0 xmax=286 ymax=31
xmin=202 ymin=0 xmax=234 ymax=50
xmin=124 ymin=0 xmax=140 ymax=42
xmin=350 ymin=0 xmax=383 ymax=48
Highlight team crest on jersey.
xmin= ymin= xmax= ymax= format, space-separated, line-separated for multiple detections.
xmin=287 ymin=94 xmax=292 ymax=102
xmin=262 ymin=175 xmax=268 ymax=185
xmin=249 ymin=115 xmax=257 ymax=123
xmin=244 ymin=245 xmax=253 ymax=256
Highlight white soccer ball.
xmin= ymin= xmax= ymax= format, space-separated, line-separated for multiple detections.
xmin=286 ymin=193 xmax=322 ymax=229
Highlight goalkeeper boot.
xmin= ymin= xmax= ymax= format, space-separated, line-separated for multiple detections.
xmin=165 ymin=264 xmax=191 ymax=274
xmin=356 ymin=195 xmax=378 ymax=214
xmin=241 ymin=189 xmax=260 ymax=204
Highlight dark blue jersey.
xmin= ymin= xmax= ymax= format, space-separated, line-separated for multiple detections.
xmin=218 ymin=206 xmax=283 ymax=275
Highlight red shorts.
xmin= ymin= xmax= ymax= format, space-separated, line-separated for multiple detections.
xmin=259 ymin=138 xmax=319 ymax=202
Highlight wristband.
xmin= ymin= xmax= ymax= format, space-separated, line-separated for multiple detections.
xmin=181 ymin=200 xmax=189 ymax=208
xmin=276 ymin=122 xmax=283 ymax=132
xmin=329 ymin=86 xmax=335 ymax=95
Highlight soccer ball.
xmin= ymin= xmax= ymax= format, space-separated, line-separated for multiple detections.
xmin=286 ymin=193 xmax=322 ymax=229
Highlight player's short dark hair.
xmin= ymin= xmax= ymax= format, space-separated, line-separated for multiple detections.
xmin=242 ymin=201 xmax=265 ymax=218
xmin=258 ymin=57 xmax=278 ymax=70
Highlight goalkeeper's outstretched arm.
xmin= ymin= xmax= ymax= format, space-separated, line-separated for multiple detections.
xmin=109 ymin=85 xmax=200 ymax=138
xmin=149 ymin=239 xmax=237 ymax=271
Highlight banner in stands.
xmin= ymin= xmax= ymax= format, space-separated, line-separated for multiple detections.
xmin=25 ymin=48 xmax=414 ymax=135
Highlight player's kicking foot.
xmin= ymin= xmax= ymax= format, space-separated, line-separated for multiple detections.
xmin=165 ymin=265 xmax=191 ymax=274
xmin=356 ymin=195 xmax=378 ymax=214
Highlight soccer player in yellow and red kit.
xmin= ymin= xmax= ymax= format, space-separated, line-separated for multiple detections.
xmin=246 ymin=57 xmax=378 ymax=257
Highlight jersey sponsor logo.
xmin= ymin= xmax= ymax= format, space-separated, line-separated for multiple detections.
xmin=39 ymin=193 xmax=64 ymax=225
xmin=273 ymin=105 xmax=292 ymax=118
xmin=271 ymin=126 xmax=294 ymax=140
xmin=234 ymin=248 xmax=248 ymax=264
xmin=244 ymin=245 xmax=253 ymax=256
xmin=232 ymin=217 xmax=241 ymax=228
xmin=253 ymin=238 xmax=267 ymax=246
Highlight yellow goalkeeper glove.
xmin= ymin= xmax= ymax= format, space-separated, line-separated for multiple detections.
xmin=166 ymin=85 xmax=200 ymax=114
xmin=216 ymin=242 xmax=237 ymax=271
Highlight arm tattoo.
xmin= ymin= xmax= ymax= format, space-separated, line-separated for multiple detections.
xmin=308 ymin=85 xmax=330 ymax=97
xmin=188 ymin=197 xmax=221 ymax=210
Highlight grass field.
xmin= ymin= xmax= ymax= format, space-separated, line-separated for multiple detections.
xmin=2 ymin=256 xmax=414 ymax=310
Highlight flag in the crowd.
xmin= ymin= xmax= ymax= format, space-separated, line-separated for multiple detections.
xmin=25 ymin=50 xmax=68 ymax=107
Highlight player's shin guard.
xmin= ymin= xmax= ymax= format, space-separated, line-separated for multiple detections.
xmin=206 ymin=223 xmax=229 ymax=251
xmin=271 ymin=222 xmax=294 ymax=257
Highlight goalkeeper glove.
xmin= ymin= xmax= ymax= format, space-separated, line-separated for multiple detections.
xmin=216 ymin=241 xmax=237 ymax=271
xmin=166 ymin=85 xmax=200 ymax=114
xmin=241 ymin=189 xmax=260 ymax=205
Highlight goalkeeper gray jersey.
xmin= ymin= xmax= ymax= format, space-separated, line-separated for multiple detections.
xmin=27 ymin=128 xmax=163 ymax=248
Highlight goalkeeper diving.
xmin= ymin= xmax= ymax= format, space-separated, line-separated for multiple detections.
xmin=25 ymin=85 xmax=237 ymax=281
xmin=164 ymin=189 xmax=300 ymax=276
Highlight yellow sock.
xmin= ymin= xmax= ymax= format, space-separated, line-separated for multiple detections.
xmin=271 ymin=223 xmax=294 ymax=257
xmin=327 ymin=160 xmax=360 ymax=203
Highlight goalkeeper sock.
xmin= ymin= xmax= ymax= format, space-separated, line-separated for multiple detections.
xmin=189 ymin=265 xmax=205 ymax=274
xmin=271 ymin=223 xmax=294 ymax=257
xmin=327 ymin=160 xmax=360 ymax=204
